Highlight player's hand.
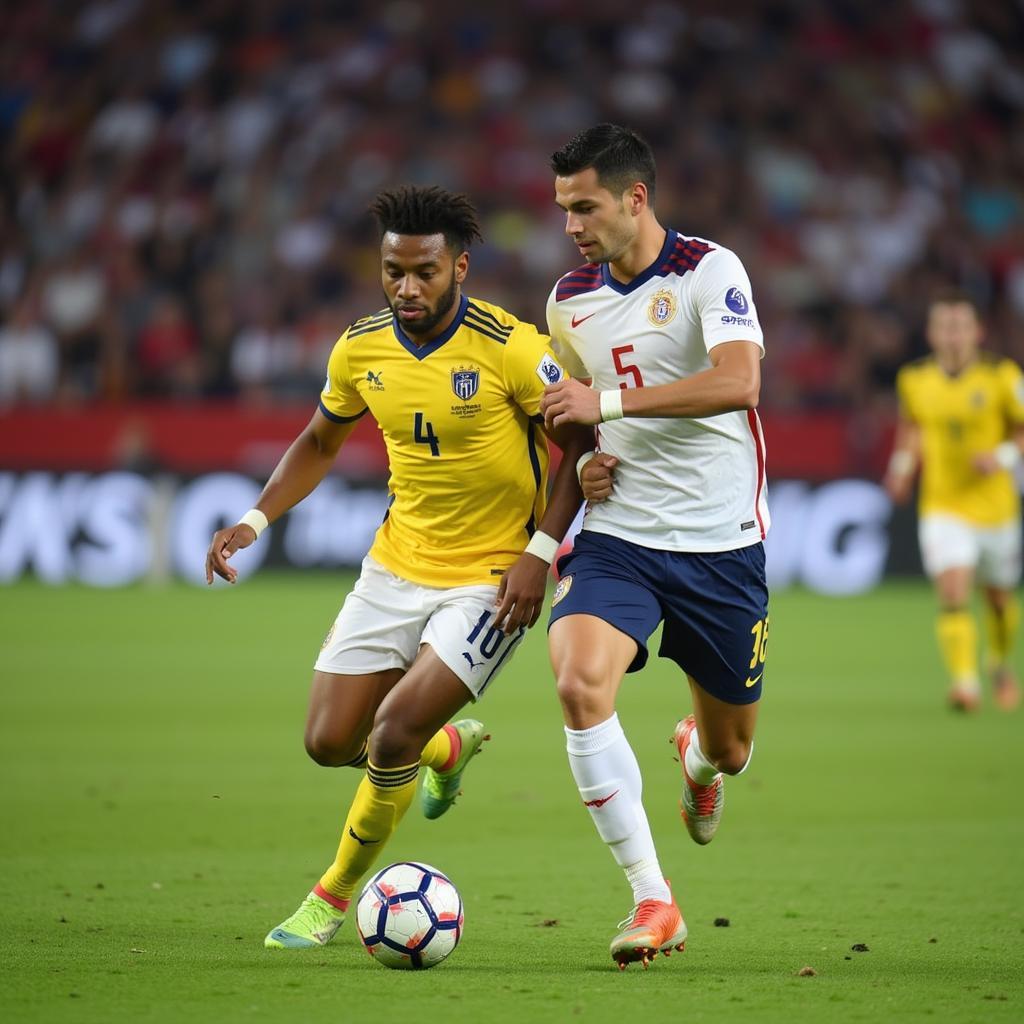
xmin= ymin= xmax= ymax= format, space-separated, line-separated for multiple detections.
xmin=205 ymin=523 xmax=257 ymax=585
xmin=541 ymin=378 xmax=602 ymax=430
xmin=580 ymin=453 xmax=618 ymax=502
xmin=493 ymin=553 xmax=549 ymax=634
xmin=971 ymin=451 xmax=1001 ymax=476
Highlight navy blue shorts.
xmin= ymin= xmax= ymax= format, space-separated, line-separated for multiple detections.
xmin=548 ymin=530 xmax=769 ymax=705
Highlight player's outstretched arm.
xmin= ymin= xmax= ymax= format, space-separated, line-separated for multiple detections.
xmin=541 ymin=340 xmax=761 ymax=430
xmin=493 ymin=422 xmax=592 ymax=633
xmin=884 ymin=418 xmax=921 ymax=504
xmin=205 ymin=409 xmax=359 ymax=585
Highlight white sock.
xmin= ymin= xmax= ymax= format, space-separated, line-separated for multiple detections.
xmin=683 ymin=727 xmax=721 ymax=785
xmin=565 ymin=714 xmax=671 ymax=905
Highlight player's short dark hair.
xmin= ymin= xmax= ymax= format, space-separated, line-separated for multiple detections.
xmin=929 ymin=288 xmax=982 ymax=316
xmin=550 ymin=124 xmax=657 ymax=202
xmin=370 ymin=186 xmax=483 ymax=254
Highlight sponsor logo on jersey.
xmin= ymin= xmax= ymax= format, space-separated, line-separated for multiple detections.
xmin=452 ymin=366 xmax=480 ymax=401
xmin=721 ymin=314 xmax=757 ymax=328
xmin=536 ymin=353 xmax=563 ymax=385
xmin=366 ymin=369 xmax=385 ymax=391
xmin=552 ymin=573 xmax=573 ymax=607
xmin=571 ymin=311 xmax=597 ymax=328
xmin=647 ymin=288 xmax=677 ymax=326
xmin=725 ymin=287 xmax=749 ymax=315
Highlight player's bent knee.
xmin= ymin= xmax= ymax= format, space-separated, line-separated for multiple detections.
xmin=556 ymin=669 xmax=613 ymax=723
xmin=704 ymin=738 xmax=753 ymax=776
xmin=303 ymin=728 xmax=365 ymax=768
xmin=367 ymin=712 xmax=420 ymax=767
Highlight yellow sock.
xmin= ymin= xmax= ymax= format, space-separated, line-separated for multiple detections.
xmin=936 ymin=610 xmax=979 ymax=685
xmin=420 ymin=724 xmax=458 ymax=772
xmin=317 ymin=760 xmax=419 ymax=903
xmin=985 ymin=597 xmax=1019 ymax=668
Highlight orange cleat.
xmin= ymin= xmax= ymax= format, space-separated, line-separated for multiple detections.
xmin=609 ymin=894 xmax=687 ymax=970
xmin=992 ymin=667 xmax=1021 ymax=711
xmin=948 ymin=684 xmax=982 ymax=712
xmin=673 ymin=715 xmax=724 ymax=845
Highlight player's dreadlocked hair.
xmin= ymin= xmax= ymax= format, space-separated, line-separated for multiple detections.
xmin=370 ymin=186 xmax=483 ymax=254
xmin=550 ymin=124 xmax=657 ymax=203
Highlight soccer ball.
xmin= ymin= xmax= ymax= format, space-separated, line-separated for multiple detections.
xmin=356 ymin=862 xmax=464 ymax=969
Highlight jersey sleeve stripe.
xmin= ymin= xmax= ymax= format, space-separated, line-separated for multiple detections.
xmin=555 ymin=264 xmax=603 ymax=301
xmin=348 ymin=315 xmax=394 ymax=339
xmin=318 ymin=400 xmax=369 ymax=424
xmin=463 ymin=314 xmax=510 ymax=345
xmin=465 ymin=302 xmax=513 ymax=334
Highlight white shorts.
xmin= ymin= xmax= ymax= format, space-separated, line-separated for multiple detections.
xmin=918 ymin=514 xmax=1022 ymax=588
xmin=314 ymin=556 xmax=527 ymax=699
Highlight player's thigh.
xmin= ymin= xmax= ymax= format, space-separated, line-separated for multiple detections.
xmin=657 ymin=543 xmax=769 ymax=707
xmin=918 ymin=514 xmax=979 ymax=590
xmin=305 ymin=668 xmax=404 ymax=759
xmin=373 ymin=645 xmax=476 ymax=747
xmin=976 ymin=521 xmax=1022 ymax=590
xmin=548 ymin=530 xmax=662 ymax=679
xmin=421 ymin=582 xmax=527 ymax=701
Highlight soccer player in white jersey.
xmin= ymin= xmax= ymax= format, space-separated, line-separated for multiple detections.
xmin=538 ymin=124 xmax=770 ymax=969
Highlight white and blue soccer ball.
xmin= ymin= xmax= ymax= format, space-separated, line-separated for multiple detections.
xmin=356 ymin=862 xmax=464 ymax=970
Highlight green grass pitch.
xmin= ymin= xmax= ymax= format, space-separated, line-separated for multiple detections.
xmin=2 ymin=576 xmax=1022 ymax=1023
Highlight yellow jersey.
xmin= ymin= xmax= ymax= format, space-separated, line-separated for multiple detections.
xmin=896 ymin=354 xmax=1024 ymax=526
xmin=320 ymin=294 xmax=568 ymax=587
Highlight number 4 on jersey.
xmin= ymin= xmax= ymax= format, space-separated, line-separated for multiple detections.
xmin=414 ymin=412 xmax=440 ymax=456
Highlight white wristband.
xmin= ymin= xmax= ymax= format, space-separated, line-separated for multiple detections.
xmin=524 ymin=530 xmax=559 ymax=564
xmin=599 ymin=389 xmax=624 ymax=422
xmin=576 ymin=450 xmax=596 ymax=484
xmin=238 ymin=508 xmax=269 ymax=539
xmin=887 ymin=450 xmax=914 ymax=477
xmin=995 ymin=441 xmax=1021 ymax=470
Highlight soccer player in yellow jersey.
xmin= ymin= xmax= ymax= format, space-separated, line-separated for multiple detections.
xmin=886 ymin=292 xmax=1024 ymax=712
xmin=205 ymin=186 xmax=592 ymax=949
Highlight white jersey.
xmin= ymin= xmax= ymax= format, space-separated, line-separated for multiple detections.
xmin=546 ymin=229 xmax=769 ymax=553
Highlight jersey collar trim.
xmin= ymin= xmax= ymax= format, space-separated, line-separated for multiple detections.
xmin=392 ymin=294 xmax=468 ymax=360
xmin=600 ymin=229 xmax=677 ymax=295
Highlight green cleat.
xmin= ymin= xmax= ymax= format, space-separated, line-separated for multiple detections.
xmin=421 ymin=719 xmax=489 ymax=820
xmin=264 ymin=890 xmax=346 ymax=949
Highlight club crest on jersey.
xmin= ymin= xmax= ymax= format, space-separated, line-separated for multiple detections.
xmin=536 ymin=353 xmax=563 ymax=385
xmin=647 ymin=288 xmax=677 ymax=326
xmin=552 ymin=573 xmax=573 ymax=607
xmin=452 ymin=366 xmax=480 ymax=402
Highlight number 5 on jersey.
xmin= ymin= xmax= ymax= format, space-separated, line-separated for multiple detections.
xmin=414 ymin=412 xmax=440 ymax=456
xmin=611 ymin=345 xmax=644 ymax=389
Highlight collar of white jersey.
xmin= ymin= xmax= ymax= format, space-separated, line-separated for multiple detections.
xmin=392 ymin=293 xmax=469 ymax=360
xmin=600 ymin=228 xmax=678 ymax=295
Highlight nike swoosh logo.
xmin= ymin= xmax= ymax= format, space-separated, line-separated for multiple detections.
xmin=745 ymin=672 xmax=764 ymax=688
xmin=583 ymin=789 xmax=620 ymax=809
xmin=348 ymin=826 xmax=380 ymax=846
xmin=571 ymin=312 xmax=597 ymax=329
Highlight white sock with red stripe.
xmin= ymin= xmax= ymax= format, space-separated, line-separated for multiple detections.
xmin=565 ymin=714 xmax=671 ymax=906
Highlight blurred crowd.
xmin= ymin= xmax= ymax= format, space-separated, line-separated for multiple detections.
xmin=2 ymin=0 xmax=1024 ymax=414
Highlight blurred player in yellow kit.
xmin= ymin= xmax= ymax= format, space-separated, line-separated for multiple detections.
xmin=886 ymin=292 xmax=1024 ymax=711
